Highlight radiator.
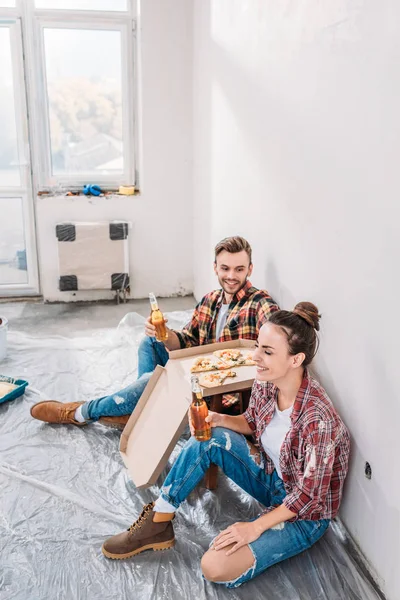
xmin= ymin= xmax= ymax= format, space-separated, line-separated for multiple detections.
xmin=56 ymin=222 xmax=129 ymax=292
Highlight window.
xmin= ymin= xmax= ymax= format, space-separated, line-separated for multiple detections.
xmin=0 ymin=197 xmax=28 ymax=284
xmin=35 ymin=0 xmax=128 ymax=10
xmin=0 ymin=19 xmax=36 ymax=292
xmin=43 ymin=27 xmax=125 ymax=179
xmin=0 ymin=26 xmax=20 ymax=187
xmin=0 ymin=0 xmax=136 ymax=190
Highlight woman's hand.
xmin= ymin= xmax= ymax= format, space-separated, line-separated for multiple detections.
xmin=205 ymin=410 xmax=224 ymax=428
xmin=187 ymin=409 xmax=224 ymax=437
xmin=213 ymin=521 xmax=262 ymax=556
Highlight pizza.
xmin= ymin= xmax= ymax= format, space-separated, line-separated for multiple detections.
xmin=200 ymin=370 xmax=237 ymax=388
xmin=213 ymin=349 xmax=242 ymax=363
xmin=190 ymin=356 xmax=229 ymax=373
xmin=213 ymin=349 xmax=256 ymax=367
xmin=241 ymin=352 xmax=256 ymax=366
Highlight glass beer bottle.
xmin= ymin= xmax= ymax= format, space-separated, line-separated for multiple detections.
xmin=149 ymin=292 xmax=168 ymax=342
xmin=190 ymin=375 xmax=212 ymax=442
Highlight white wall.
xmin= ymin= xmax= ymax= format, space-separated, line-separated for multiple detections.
xmin=193 ymin=1 xmax=399 ymax=598
xmin=36 ymin=0 xmax=193 ymax=302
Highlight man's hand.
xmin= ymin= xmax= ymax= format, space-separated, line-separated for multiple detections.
xmin=144 ymin=317 xmax=181 ymax=351
xmin=213 ymin=521 xmax=262 ymax=556
xmin=188 ymin=409 xmax=224 ymax=437
xmin=144 ymin=316 xmax=169 ymax=338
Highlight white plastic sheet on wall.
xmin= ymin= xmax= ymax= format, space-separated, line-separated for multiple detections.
xmin=0 ymin=311 xmax=383 ymax=600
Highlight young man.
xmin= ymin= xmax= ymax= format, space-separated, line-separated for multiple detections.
xmin=30 ymin=236 xmax=279 ymax=428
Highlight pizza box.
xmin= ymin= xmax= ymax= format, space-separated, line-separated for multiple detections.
xmin=119 ymin=338 xmax=257 ymax=489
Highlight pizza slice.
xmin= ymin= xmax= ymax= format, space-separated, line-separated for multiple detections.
xmin=213 ymin=348 xmax=255 ymax=367
xmin=241 ymin=352 xmax=256 ymax=365
xmin=213 ymin=349 xmax=244 ymax=367
xmin=200 ymin=370 xmax=237 ymax=388
xmin=213 ymin=349 xmax=242 ymax=362
xmin=190 ymin=356 xmax=229 ymax=373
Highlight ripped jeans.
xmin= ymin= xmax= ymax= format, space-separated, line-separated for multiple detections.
xmin=81 ymin=336 xmax=169 ymax=421
xmin=160 ymin=427 xmax=330 ymax=588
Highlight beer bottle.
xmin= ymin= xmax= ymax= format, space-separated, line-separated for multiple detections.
xmin=190 ymin=375 xmax=212 ymax=442
xmin=149 ymin=293 xmax=168 ymax=342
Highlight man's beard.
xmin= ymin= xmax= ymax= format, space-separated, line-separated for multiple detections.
xmin=218 ymin=276 xmax=247 ymax=296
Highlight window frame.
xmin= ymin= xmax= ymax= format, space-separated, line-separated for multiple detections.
xmin=0 ymin=18 xmax=39 ymax=295
xmin=21 ymin=0 xmax=137 ymax=191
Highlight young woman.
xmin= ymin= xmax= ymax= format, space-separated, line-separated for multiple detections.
xmin=102 ymin=302 xmax=350 ymax=589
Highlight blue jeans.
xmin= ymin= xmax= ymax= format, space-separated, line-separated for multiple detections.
xmin=160 ymin=427 xmax=330 ymax=588
xmin=81 ymin=337 xmax=169 ymax=421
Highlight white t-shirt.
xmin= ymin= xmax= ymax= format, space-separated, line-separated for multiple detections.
xmin=215 ymin=303 xmax=230 ymax=340
xmin=260 ymin=404 xmax=293 ymax=479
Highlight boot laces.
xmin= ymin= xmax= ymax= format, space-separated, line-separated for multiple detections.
xmin=128 ymin=502 xmax=154 ymax=534
xmin=60 ymin=405 xmax=76 ymax=422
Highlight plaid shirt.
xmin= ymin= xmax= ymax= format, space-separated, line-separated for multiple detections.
xmin=243 ymin=369 xmax=350 ymax=521
xmin=174 ymin=280 xmax=279 ymax=348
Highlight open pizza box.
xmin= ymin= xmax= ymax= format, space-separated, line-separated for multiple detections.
xmin=119 ymin=339 xmax=257 ymax=489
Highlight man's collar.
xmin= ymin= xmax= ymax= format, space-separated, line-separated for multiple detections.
xmin=236 ymin=279 xmax=253 ymax=301
xmin=217 ymin=279 xmax=253 ymax=305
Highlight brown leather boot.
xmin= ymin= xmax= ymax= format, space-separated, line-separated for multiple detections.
xmin=30 ymin=401 xmax=86 ymax=425
xmin=99 ymin=415 xmax=130 ymax=429
xmin=102 ymin=502 xmax=175 ymax=560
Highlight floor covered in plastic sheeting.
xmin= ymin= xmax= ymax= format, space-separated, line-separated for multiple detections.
xmin=0 ymin=304 xmax=384 ymax=600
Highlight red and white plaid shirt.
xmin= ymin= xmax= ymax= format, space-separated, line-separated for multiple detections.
xmin=243 ymin=369 xmax=350 ymax=521
xmin=174 ymin=280 xmax=279 ymax=348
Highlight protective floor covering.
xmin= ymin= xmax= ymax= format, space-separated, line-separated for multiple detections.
xmin=0 ymin=311 xmax=383 ymax=600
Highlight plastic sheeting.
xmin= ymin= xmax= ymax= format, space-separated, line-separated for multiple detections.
xmin=0 ymin=310 xmax=383 ymax=600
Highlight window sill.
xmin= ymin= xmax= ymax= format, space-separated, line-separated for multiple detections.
xmin=37 ymin=188 xmax=140 ymax=198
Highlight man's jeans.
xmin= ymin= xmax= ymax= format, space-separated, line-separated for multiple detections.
xmin=159 ymin=427 xmax=330 ymax=588
xmin=81 ymin=337 xmax=169 ymax=421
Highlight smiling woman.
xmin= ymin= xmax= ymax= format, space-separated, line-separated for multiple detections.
xmin=101 ymin=301 xmax=351 ymax=590
xmin=253 ymin=302 xmax=321 ymax=386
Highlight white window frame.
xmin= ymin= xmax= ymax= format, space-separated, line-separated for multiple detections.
xmin=0 ymin=18 xmax=39 ymax=295
xmin=22 ymin=0 xmax=137 ymax=191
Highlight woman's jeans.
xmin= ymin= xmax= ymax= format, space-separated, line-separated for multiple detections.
xmin=159 ymin=427 xmax=330 ymax=588
xmin=81 ymin=337 xmax=169 ymax=421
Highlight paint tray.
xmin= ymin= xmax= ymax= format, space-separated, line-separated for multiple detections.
xmin=0 ymin=375 xmax=29 ymax=405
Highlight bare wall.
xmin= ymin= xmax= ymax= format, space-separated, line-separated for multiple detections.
xmin=193 ymin=1 xmax=400 ymax=598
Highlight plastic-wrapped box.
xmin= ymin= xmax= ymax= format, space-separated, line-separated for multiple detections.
xmin=56 ymin=222 xmax=130 ymax=292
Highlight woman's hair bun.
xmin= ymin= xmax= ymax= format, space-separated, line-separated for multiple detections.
xmin=293 ymin=302 xmax=321 ymax=331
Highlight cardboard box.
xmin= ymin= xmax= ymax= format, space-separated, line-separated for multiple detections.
xmin=120 ymin=339 xmax=256 ymax=489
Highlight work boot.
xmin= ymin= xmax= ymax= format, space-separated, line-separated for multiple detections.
xmin=99 ymin=415 xmax=130 ymax=429
xmin=102 ymin=502 xmax=175 ymax=560
xmin=30 ymin=401 xmax=86 ymax=426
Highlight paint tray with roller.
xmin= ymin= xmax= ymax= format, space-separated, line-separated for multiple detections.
xmin=0 ymin=375 xmax=29 ymax=405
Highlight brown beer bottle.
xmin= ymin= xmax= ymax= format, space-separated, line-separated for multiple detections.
xmin=149 ymin=292 xmax=168 ymax=342
xmin=190 ymin=375 xmax=212 ymax=442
